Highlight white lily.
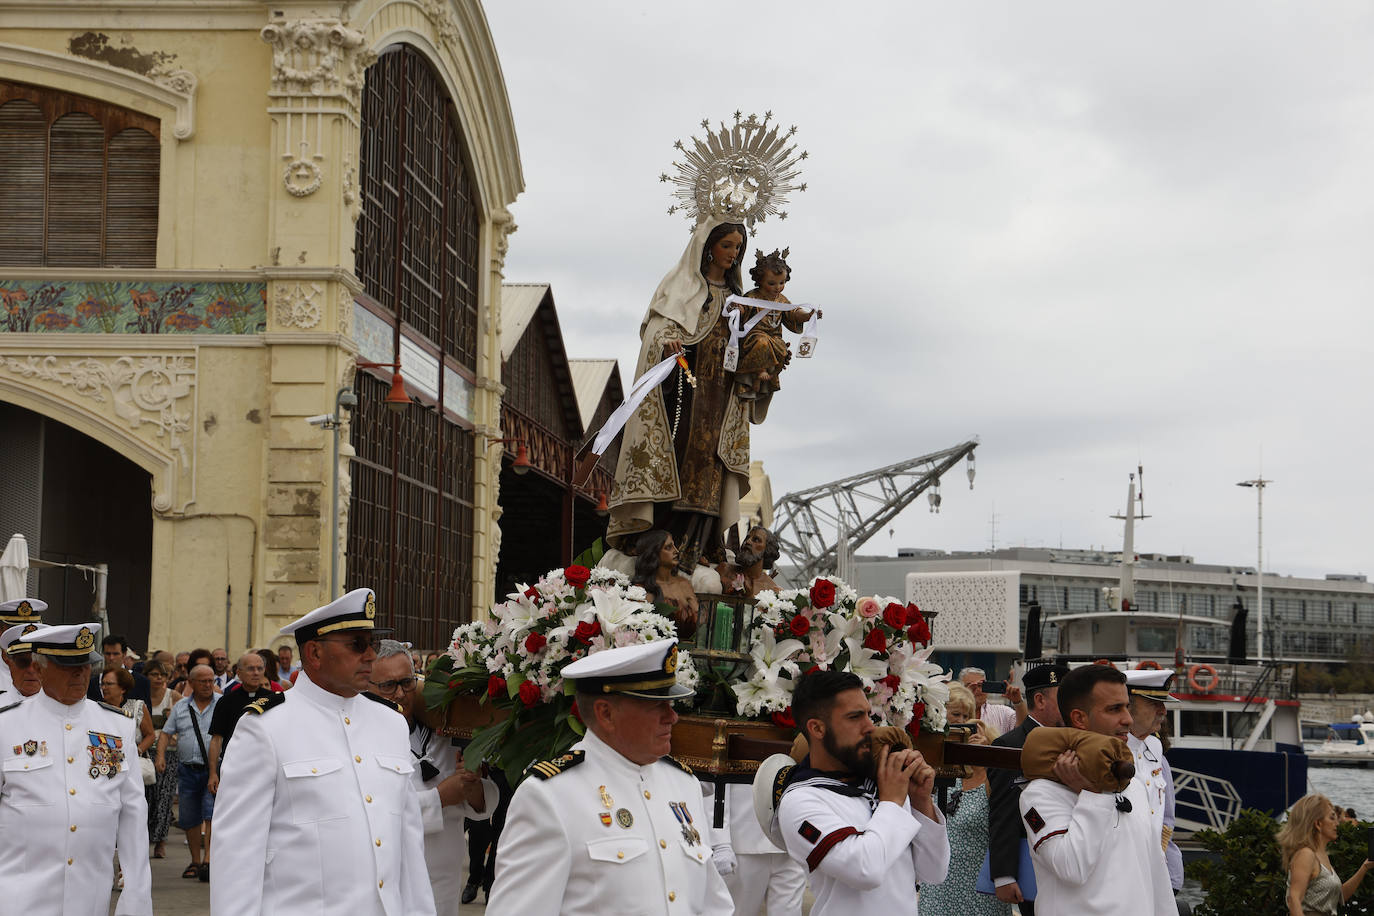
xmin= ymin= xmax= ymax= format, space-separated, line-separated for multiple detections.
xmin=733 ymin=676 xmax=788 ymax=718
xmin=590 ymin=588 xmax=650 ymax=635
xmin=751 ymin=627 xmax=805 ymax=685
xmin=844 ymin=647 xmax=889 ymax=687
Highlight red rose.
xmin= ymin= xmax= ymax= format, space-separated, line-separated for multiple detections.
xmin=863 ymin=628 xmax=887 ymax=653
xmin=882 ymin=603 xmax=906 ymax=629
xmin=906 ymin=702 xmax=926 ymax=740
xmin=880 ymin=674 xmax=901 ymax=692
xmin=487 ymin=675 xmax=506 ymax=698
xmin=518 ymin=681 xmax=541 ymax=707
xmin=905 ymin=603 xmax=924 ymax=627
xmin=809 ymin=579 xmax=836 ymax=609
xmin=524 ymin=632 xmax=547 ymax=653
xmin=789 ymin=616 xmax=811 ymax=637
xmin=771 ymin=706 xmax=796 ymax=729
xmin=574 ymin=619 xmax=602 ymax=644
xmin=907 ymin=619 xmax=931 ymax=646
xmin=564 ymin=565 xmax=592 ymax=588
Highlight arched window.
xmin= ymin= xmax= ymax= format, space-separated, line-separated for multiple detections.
xmin=348 ymin=45 xmax=481 ymax=641
xmin=0 ymin=80 xmax=159 ymax=268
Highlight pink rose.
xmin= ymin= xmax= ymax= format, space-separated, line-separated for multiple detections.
xmin=856 ymin=597 xmax=881 ymax=618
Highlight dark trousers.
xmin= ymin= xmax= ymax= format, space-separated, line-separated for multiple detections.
xmin=465 ymin=769 xmax=510 ymax=892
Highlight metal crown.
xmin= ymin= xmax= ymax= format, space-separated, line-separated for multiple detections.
xmin=660 ymin=111 xmax=808 ymax=230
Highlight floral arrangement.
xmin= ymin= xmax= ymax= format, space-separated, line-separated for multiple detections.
xmin=732 ymin=576 xmax=950 ymax=736
xmin=424 ymin=563 xmax=699 ymax=779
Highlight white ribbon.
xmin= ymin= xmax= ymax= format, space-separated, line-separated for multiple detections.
xmin=722 ymin=295 xmax=821 ymax=356
xmin=590 ymin=354 xmax=681 ymax=456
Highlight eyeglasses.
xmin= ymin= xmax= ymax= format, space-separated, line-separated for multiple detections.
xmin=369 ymin=676 xmax=417 ymax=694
xmin=319 ymin=634 xmax=381 ymax=655
xmin=9 ymin=653 xmax=33 ymax=669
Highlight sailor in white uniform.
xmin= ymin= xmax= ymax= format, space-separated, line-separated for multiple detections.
xmin=0 ymin=598 xmax=46 ymax=696
xmin=487 ymin=639 xmax=734 ymax=916
xmin=210 ymin=589 xmax=435 ymax=916
xmin=1 ymin=621 xmax=44 ymax=700
xmin=0 ymin=622 xmax=152 ymax=916
xmin=1125 ymin=668 xmax=1185 ymax=893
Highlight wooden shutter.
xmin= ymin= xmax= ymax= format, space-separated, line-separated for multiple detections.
xmin=0 ymin=99 xmax=47 ymax=266
xmin=105 ymin=128 xmax=159 ymax=268
xmin=46 ymin=111 xmax=106 ymax=267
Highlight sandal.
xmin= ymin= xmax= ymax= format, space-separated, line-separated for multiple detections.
xmin=182 ymin=863 xmax=200 ymax=879
xmin=153 ymin=842 xmax=165 ymax=859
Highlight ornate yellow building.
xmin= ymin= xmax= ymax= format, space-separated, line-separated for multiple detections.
xmin=0 ymin=1 xmax=522 ymax=652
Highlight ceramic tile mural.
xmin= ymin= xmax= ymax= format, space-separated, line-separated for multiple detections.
xmin=444 ymin=364 xmax=475 ymax=423
xmin=0 ymin=280 xmax=267 ymax=334
xmin=353 ymin=301 xmax=392 ymax=363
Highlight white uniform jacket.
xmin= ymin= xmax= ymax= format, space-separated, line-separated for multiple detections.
xmin=1019 ymin=777 xmax=1177 ymax=915
xmin=210 ymin=673 xmax=436 ymax=916
xmin=1126 ymin=733 xmax=1169 ymax=848
xmin=487 ymin=728 xmax=734 ymax=916
xmin=0 ymin=691 xmax=151 ymax=915
xmin=408 ymin=722 xmax=498 ymax=916
xmin=776 ymin=774 xmax=949 ymax=916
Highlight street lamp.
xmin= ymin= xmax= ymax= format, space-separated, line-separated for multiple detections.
xmin=355 ymin=360 xmax=411 ymax=413
xmin=488 ymin=438 xmax=531 ymax=475
xmin=1237 ymin=476 xmax=1272 ymax=662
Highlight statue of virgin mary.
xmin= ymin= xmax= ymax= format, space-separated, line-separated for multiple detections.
xmin=606 ymin=113 xmax=808 ymax=568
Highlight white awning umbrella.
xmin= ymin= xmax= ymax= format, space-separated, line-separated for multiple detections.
xmin=0 ymin=534 xmax=30 ymax=602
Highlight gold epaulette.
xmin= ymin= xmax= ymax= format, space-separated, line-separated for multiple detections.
xmin=242 ymin=693 xmax=286 ymax=716
xmin=528 ymin=750 xmax=585 ymax=780
xmin=361 ymin=691 xmax=404 ymax=714
xmin=97 ymin=701 xmax=133 ymax=718
xmin=659 ymin=754 xmax=694 ymax=776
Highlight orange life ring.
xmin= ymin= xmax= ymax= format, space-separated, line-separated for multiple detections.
xmin=1135 ymin=660 xmax=1162 ymax=670
xmin=1188 ymin=663 xmax=1219 ymax=694
xmin=1092 ymin=659 xmax=1116 ymax=668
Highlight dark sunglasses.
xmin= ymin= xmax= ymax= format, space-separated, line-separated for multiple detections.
xmin=369 ymin=676 xmax=417 ymax=693
xmin=9 ymin=653 xmax=33 ymax=669
xmin=319 ymin=633 xmax=381 ymax=655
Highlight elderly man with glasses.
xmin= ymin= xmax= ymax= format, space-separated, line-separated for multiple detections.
xmin=371 ymin=639 xmax=496 ymax=916
xmin=205 ymin=652 xmax=277 ymax=796
xmin=209 ymin=589 xmax=436 ymax=915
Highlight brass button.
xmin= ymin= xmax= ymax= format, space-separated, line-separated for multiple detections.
xmin=365 ymin=795 xmax=373 ymax=803
xmin=659 ymin=840 xmax=667 ymax=849
xmin=375 ymin=838 xmax=381 ymax=847
xmin=70 ymin=825 xmax=77 ymax=832
xmin=65 ymin=724 xmax=72 ymax=731
xmin=617 ymin=851 xmax=625 ymax=860
xmin=643 ymin=790 xmax=651 ymax=799
xmin=378 ymin=880 xmax=384 ymax=888
xmin=67 ymin=858 xmax=73 ymax=865
xmin=669 ymin=891 xmax=677 ymax=902
xmin=311 ymin=768 xmax=318 ymax=774
xmin=355 ymin=755 xmax=362 ymax=763
xmin=344 ymin=716 xmax=350 ymax=724
xmin=69 ymin=788 xmax=76 ymax=796
xmin=66 ymin=756 xmax=73 ymax=763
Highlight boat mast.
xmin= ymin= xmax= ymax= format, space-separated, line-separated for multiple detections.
xmin=1110 ymin=466 xmax=1148 ymax=611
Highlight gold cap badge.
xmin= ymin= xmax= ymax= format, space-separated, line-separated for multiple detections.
xmin=75 ymin=626 xmax=95 ymax=651
xmin=364 ymin=593 xmax=376 ymax=620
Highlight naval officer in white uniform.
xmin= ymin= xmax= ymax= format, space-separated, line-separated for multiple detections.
xmin=1125 ymin=667 xmax=1185 ymax=893
xmin=487 ymin=639 xmax=734 ymax=916
xmin=1 ymin=621 xmax=45 ymax=701
xmin=0 ymin=622 xmax=152 ymax=915
xmin=0 ymin=598 xmax=46 ymax=696
xmin=210 ymin=588 xmax=435 ymax=915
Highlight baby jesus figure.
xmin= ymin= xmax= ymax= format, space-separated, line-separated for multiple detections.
xmin=735 ymin=248 xmax=819 ymax=418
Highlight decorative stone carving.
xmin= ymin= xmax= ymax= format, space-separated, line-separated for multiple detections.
xmin=491 ymin=208 xmax=517 ymax=274
xmin=341 ymin=154 xmax=360 ymax=221
xmin=154 ymin=69 xmax=198 ymax=97
xmin=274 ymin=282 xmax=323 ymax=329
xmin=259 ymin=19 xmax=375 ymax=109
xmin=419 ymin=0 xmax=462 ymax=48
xmin=282 ymin=158 xmax=323 ymax=197
xmin=337 ymin=286 xmax=355 ymax=338
xmin=0 ymin=353 xmax=197 ymax=512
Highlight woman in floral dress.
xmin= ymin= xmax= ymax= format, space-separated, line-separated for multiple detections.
xmin=918 ymin=688 xmax=1009 ymax=916
xmin=144 ymin=660 xmax=179 ymax=858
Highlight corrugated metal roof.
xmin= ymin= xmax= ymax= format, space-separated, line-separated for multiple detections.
xmin=568 ymin=358 xmax=619 ymax=429
xmin=499 ymin=283 xmax=549 ymax=361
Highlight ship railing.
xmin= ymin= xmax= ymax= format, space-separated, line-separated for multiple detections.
xmin=1171 ymin=766 xmax=1242 ymax=836
xmin=1033 ymin=656 xmax=1297 ymax=700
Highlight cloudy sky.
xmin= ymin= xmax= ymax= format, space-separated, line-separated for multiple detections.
xmin=483 ymin=2 xmax=1373 ymax=580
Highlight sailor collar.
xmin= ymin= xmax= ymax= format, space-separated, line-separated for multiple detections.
xmin=290 ymin=670 xmax=362 ymax=716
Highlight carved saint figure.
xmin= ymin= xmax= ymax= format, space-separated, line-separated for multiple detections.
xmin=734 ymin=248 xmax=818 ymax=421
xmin=608 ymin=221 xmax=755 ymax=566
xmin=716 ymin=526 xmax=782 ymax=600
xmin=631 ymin=529 xmax=698 ymax=637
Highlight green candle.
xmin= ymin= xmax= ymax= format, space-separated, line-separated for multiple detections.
xmin=713 ymin=603 xmax=734 ymax=651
